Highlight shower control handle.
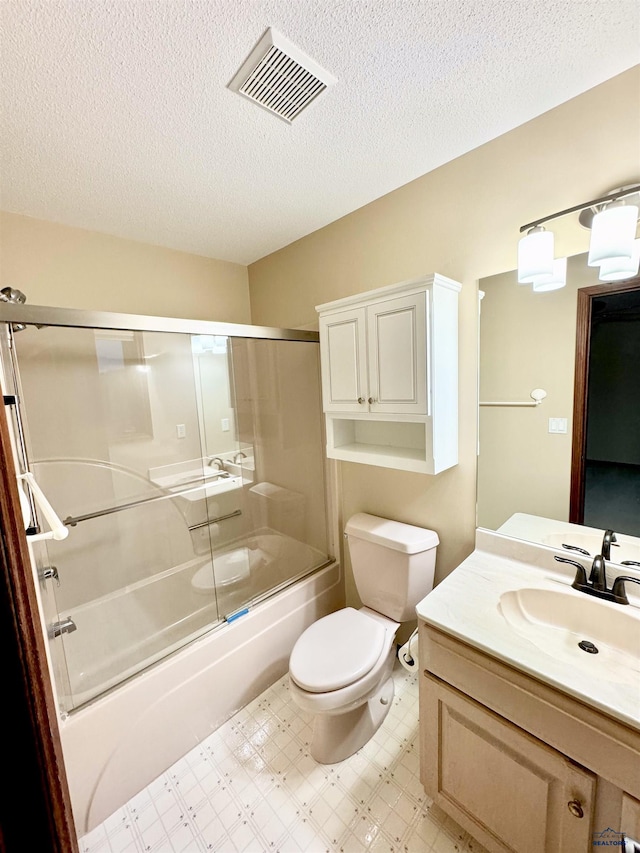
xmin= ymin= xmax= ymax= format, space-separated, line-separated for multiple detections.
xmin=38 ymin=565 xmax=59 ymax=586
xmin=48 ymin=618 xmax=77 ymax=639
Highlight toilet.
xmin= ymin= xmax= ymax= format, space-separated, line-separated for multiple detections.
xmin=288 ymin=512 xmax=439 ymax=764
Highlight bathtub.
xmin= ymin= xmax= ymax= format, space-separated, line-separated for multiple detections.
xmin=59 ymin=529 xmax=328 ymax=709
xmin=58 ymin=534 xmax=341 ymax=835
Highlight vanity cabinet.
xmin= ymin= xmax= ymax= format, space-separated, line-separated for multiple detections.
xmin=316 ymin=274 xmax=460 ymax=474
xmin=419 ymin=623 xmax=640 ymax=853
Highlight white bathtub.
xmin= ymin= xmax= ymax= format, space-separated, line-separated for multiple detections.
xmin=60 ymin=545 xmax=342 ymax=835
xmin=59 ymin=529 xmax=328 ymax=709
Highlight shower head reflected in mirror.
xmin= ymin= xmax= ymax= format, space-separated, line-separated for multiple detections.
xmin=0 ymin=287 xmax=30 ymax=331
xmin=0 ymin=287 xmax=27 ymax=304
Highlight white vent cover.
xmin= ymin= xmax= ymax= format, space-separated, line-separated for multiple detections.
xmin=228 ymin=28 xmax=336 ymax=124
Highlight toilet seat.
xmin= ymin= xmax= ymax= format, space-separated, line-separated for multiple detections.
xmin=289 ymin=607 xmax=386 ymax=693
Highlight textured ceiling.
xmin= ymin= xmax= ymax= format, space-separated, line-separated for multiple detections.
xmin=1 ymin=1 xmax=638 ymax=265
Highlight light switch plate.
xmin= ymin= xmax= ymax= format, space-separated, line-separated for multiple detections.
xmin=548 ymin=417 xmax=568 ymax=434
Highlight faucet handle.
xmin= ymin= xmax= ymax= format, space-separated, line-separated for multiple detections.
xmin=609 ymin=575 xmax=640 ymax=605
xmin=561 ymin=543 xmax=591 ymax=557
xmin=554 ymin=555 xmax=588 ymax=588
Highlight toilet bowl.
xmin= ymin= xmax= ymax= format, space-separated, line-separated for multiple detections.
xmin=288 ymin=513 xmax=438 ymax=764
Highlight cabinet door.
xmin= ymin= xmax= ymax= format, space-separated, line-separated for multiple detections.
xmin=319 ymin=308 xmax=368 ymax=413
xmin=421 ymin=675 xmax=596 ymax=853
xmin=621 ymin=793 xmax=640 ymax=844
xmin=366 ymin=292 xmax=427 ymax=415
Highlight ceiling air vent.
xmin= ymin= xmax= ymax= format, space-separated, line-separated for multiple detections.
xmin=228 ymin=28 xmax=336 ymax=124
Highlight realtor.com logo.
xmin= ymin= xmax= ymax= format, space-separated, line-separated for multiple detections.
xmin=593 ymin=827 xmax=625 ymax=847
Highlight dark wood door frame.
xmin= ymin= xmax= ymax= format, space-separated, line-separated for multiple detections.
xmin=570 ymin=276 xmax=640 ymax=523
xmin=0 ymin=404 xmax=78 ymax=851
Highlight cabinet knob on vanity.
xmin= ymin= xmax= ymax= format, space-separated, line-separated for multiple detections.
xmin=368 ymin=397 xmax=375 ymax=405
xmin=567 ymin=800 xmax=584 ymax=819
xmin=357 ymin=397 xmax=365 ymax=404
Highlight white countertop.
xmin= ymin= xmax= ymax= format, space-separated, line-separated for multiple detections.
xmin=417 ymin=529 xmax=640 ymax=732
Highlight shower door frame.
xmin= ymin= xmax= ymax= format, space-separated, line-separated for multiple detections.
xmin=0 ymin=303 xmax=320 ymax=342
xmin=0 ymin=303 xmax=322 ymax=850
xmin=0 ymin=395 xmax=78 ymax=851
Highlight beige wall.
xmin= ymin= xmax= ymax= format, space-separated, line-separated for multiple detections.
xmin=0 ymin=211 xmax=251 ymax=322
xmin=248 ymin=66 xmax=640 ymax=603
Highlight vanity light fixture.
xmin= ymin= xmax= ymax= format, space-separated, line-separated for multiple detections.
xmin=532 ymin=257 xmax=567 ymax=292
xmin=517 ymin=226 xmax=554 ymax=284
xmin=587 ymin=202 xmax=639 ymax=267
xmin=598 ymin=238 xmax=640 ymax=282
xmin=517 ymin=184 xmax=640 ymax=289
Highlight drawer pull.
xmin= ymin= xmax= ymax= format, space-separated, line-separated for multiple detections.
xmin=567 ymin=800 xmax=584 ymax=819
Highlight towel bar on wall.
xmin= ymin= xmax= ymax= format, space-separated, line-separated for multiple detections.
xmin=479 ymin=388 xmax=547 ymax=408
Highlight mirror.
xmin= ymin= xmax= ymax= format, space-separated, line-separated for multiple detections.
xmin=191 ymin=335 xmax=240 ymax=459
xmin=478 ymin=250 xmax=640 ymax=567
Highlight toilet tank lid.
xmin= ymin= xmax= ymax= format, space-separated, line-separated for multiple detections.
xmin=345 ymin=513 xmax=439 ymax=554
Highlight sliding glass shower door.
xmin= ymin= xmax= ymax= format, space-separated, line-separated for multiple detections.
xmin=12 ymin=324 xmax=231 ymax=711
xmin=2 ymin=313 xmax=331 ymax=714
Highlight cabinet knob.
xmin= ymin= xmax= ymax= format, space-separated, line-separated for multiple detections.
xmin=368 ymin=397 xmax=375 ymax=405
xmin=567 ymin=800 xmax=584 ymax=819
xmin=357 ymin=397 xmax=365 ymax=404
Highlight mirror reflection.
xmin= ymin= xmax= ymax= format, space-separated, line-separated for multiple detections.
xmin=478 ymin=251 xmax=640 ymax=566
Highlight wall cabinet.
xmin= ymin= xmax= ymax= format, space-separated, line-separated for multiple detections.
xmin=419 ymin=622 xmax=640 ymax=853
xmin=316 ymin=274 xmax=461 ymax=474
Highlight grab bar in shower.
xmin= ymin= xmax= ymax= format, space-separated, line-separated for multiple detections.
xmin=62 ymin=476 xmax=241 ymax=528
xmin=188 ymin=509 xmax=242 ymax=531
xmin=19 ymin=472 xmax=70 ymax=542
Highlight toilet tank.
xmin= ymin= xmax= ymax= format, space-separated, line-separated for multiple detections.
xmin=345 ymin=513 xmax=439 ymax=621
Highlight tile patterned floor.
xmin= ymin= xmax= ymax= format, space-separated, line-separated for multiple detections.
xmin=79 ymin=661 xmax=488 ymax=853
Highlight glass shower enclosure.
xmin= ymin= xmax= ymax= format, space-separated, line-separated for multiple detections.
xmin=0 ymin=305 xmax=331 ymax=714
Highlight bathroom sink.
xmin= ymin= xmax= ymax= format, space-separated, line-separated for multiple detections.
xmin=498 ymin=586 xmax=640 ymax=684
xmin=150 ymin=468 xmax=242 ymax=501
xmin=170 ymin=471 xmax=232 ymax=487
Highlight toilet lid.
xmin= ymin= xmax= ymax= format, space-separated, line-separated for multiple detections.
xmin=289 ymin=608 xmax=386 ymax=693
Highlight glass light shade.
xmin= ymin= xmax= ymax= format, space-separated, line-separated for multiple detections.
xmin=518 ymin=227 xmax=554 ymax=283
xmin=598 ymin=239 xmax=640 ymax=282
xmin=532 ymin=257 xmax=567 ymax=292
xmin=587 ymin=203 xmax=639 ymax=266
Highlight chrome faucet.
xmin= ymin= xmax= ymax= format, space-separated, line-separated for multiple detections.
xmin=233 ymin=451 xmax=247 ymax=464
xmin=554 ymin=554 xmax=633 ymax=605
xmin=601 ymin=529 xmax=618 ymax=560
xmin=207 ymin=457 xmax=225 ymax=470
